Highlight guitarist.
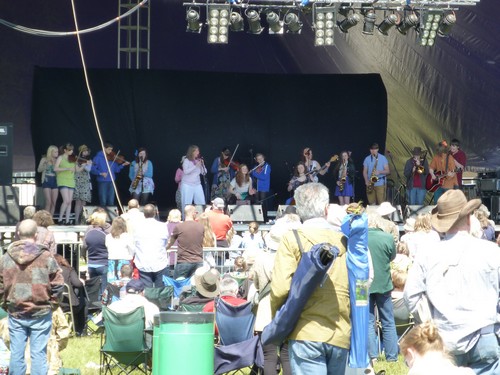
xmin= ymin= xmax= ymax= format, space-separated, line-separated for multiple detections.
xmin=301 ymin=147 xmax=331 ymax=182
xmin=429 ymin=141 xmax=458 ymax=204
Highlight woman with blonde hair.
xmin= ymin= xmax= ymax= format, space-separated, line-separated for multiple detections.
xmin=105 ymin=216 xmax=135 ymax=283
xmin=474 ymin=210 xmax=496 ymax=241
xmin=198 ymin=212 xmax=217 ymax=267
xmin=181 ymin=145 xmax=207 ymax=211
xmin=37 ymin=145 xmax=59 ymax=214
xmin=400 ymin=322 xmax=474 ymax=374
xmin=400 ymin=213 xmax=440 ymax=259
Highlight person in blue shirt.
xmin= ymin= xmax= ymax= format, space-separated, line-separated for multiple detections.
xmin=129 ymin=147 xmax=154 ymax=205
xmin=362 ymin=143 xmax=390 ymax=205
xmin=91 ymin=142 xmax=129 ymax=206
xmin=251 ymin=153 xmax=272 ymax=221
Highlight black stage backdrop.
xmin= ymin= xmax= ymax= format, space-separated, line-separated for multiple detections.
xmin=31 ymin=67 xmax=387 ymax=211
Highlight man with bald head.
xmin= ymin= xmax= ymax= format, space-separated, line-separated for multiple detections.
xmin=0 ymin=219 xmax=64 ymax=375
xmin=133 ymin=204 xmax=170 ymax=287
xmin=167 ymin=205 xmax=204 ymax=279
xmin=121 ymin=198 xmax=144 ymax=237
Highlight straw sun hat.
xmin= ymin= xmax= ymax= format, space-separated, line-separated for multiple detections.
xmin=430 ymin=190 xmax=481 ymax=233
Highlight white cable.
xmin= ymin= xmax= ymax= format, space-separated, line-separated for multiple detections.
xmin=70 ymin=0 xmax=126 ymax=213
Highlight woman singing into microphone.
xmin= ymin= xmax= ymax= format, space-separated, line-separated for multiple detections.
xmin=181 ymin=145 xmax=207 ymax=210
xmin=129 ymin=147 xmax=155 ymax=205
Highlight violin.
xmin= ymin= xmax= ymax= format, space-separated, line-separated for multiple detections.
xmin=68 ymin=155 xmax=93 ymax=165
xmin=106 ymin=151 xmax=129 ymax=165
xmin=223 ymin=159 xmax=239 ymax=171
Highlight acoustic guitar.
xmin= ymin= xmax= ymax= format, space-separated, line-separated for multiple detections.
xmin=425 ymin=171 xmax=447 ymax=192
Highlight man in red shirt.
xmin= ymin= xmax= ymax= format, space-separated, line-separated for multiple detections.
xmin=206 ymin=198 xmax=233 ymax=247
xmin=202 ymin=277 xmax=247 ymax=312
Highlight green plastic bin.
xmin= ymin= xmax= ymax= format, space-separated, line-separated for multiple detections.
xmin=152 ymin=312 xmax=214 ymax=375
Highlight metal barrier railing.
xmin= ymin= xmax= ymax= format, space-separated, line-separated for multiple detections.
xmin=167 ymin=247 xmax=244 ymax=275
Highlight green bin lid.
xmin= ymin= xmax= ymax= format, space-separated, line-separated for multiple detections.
xmin=154 ymin=311 xmax=214 ymax=325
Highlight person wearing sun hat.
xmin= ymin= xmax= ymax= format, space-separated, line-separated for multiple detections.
xmin=375 ymin=202 xmax=400 ymax=244
xmin=404 ymin=189 xmax=500 ymax=373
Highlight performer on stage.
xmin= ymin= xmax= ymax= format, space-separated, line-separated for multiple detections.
xmin=91 ymin=142 xmax=130 ymax=207
xmin=181 ymin=145 xmax=207 ymax=211
xmin=228 ymin=164 xmax=255 ymax=204
xmin=450 ymin=138 xmax=467 ymax=188
xmin=287 ymin=162 xmax=312 ymax=203
xmin=129 ymin=148 xmax=154 ymax=205
xmin=210 ymin=147 xmax=237 ymax=201
xmin=301 ymin=147 xmax=330 ymax=182
xmin=403 ymin=147 xmax=429 ymax=206
xmin=54 ymin=143 xmax=88 ymax=224
xmin=37 ymin=145 xmax=59 ymax=215
xmin=250 ymin=153 xmax=271 ymax=221
xmin=74 ymin=145 xmax=93 ymax=224
xmin=333 ymin=151 xmax=356 ymax=205
xmin=363 ymin=143 xmax=390 ymax=205
xmin=429 ymin=141 xmax=457 ymax=204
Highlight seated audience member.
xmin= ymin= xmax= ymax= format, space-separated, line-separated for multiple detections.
xmin=399 ymin=213 xmax=440 ymax=260
xmin=101 ymin=264 xmax=134 ymax=305
xmin=240 ymin=222 xmax=265 ymax=267
xmin=474 ymin=209 xmax=496 ymax=242
xmin=391 ymin=268 xmax=411 ymax=323
xmin=202 ymin=277 xmax=247 ymax=313
xmin=391 ymin=241 xmax=412 ymax=273
xmin=108 ymin=279 xmax=159 ymax=331
xmin=400 ymin=322 xmax=475 ymax=375
xmin=14 ymin=206 xmax=37 ymax=241
xmin=32 ymin=210 xmax=57 ymax=254
xmin=0 ymin=307 xmax=70 ymax=375
xmin=179 ymin=268 xmax=221 ymax=308
xmin=227 ymin=256 xmax=251 ymax=299
xmin=54 ymin=254 xmax=87 ymax=336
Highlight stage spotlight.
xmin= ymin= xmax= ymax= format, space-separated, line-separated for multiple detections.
xmin=207 ymin=4 xmax=230 ymax=44
xmin=396 ymin=13 xmax=419 ymax=35
xmin=246 ymin=9 xmax=263 ymax=34
xmin=362 ymin=11 xmax=377 ymax=35
xmin=267 ymin=11 xmax=283 ymax=34
xmin=377 ymin=13 xmax=399 ymax=35
xmin=438 ymin=12 xmax=456 ymax=36
xmin=338 ymin=13 xmax=360 ymax=33
xmin=314 ymin=6 xmax=336 ymax=46
xmin=186 ymin=8 xmax=202 ymax=33
xmin=285 ymin=12 xmax=302 ymax=33
xmin=230 ymin=12 xmax=244 ymax=32
xmin=419 ymin=11 xmax=442 ymax=47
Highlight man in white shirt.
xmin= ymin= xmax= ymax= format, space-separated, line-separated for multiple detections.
xmin=120 ymin=198 xmax=145 ymax=237
xmin=133 ymin=204 xmax=169 ymax=287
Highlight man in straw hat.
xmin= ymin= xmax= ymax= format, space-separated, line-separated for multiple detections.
xmin=404 ymin=146 xmax=429 ymax=205
xmin=404 ymin=190 xmax=500 ymax=374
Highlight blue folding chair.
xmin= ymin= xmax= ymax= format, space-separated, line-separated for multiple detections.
xmin=214 ymin=298 xmax=263 ymax=375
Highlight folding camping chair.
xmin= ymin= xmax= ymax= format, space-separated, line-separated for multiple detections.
xmin=214 ymin=298 xmax=263 ymax=375
xmin=100 ymin=306 xmax=150 ymax=375
xmin=84 ymin=276 xmax=103 ymax=334
xmin=61 ymin=283 xmax=75 ymax=335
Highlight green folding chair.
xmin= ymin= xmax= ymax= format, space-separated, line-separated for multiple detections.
xmin=100 ymin=306 xmax=150 ymax=374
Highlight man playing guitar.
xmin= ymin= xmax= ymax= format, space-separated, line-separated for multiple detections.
xmin=428 ymin=140 xmax=458 ymax=204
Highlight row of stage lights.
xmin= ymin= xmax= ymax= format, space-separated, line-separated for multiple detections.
xmin=184 ymin=3 xmax=459 ymax=47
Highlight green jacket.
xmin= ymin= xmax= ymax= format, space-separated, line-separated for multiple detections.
xmin=367 ymin=228 xmax=396 ymax=294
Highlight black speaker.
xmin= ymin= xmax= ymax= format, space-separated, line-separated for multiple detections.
xmin=0 ymin=185 xmax=20 ymax=225
xmin=0 ymin=123 xmax=13 ymax=186
xmin=228 ymin=205 xmax=264 ymax=222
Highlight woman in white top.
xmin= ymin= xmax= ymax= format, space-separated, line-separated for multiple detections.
xmin=400 ymin=213 xmax=440 ymax=260
xmin=180 ymin=145 xmax=207 ymax=212
xmin=105 ymin=216 xmax=135 ymax=283
xmin=400 ymin=322 xmax=474 ymax=375
xmin=228 ymin=164 xmax=255 ymax=204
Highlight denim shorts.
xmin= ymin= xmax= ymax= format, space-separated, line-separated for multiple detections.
xmin=42 ymin=175 xmax=57 ymax=189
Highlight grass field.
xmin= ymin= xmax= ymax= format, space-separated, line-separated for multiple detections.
xmin=60 ymin=335 xmax=409 ymax=375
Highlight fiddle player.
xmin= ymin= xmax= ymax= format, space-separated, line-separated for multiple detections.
xmin=74 ymin=145 xmax=93 ymax=224
xmin=181 ymin=145 xmax=207 ymax=212
xmin=403 ymin=147 xmax=429 ymax=205
xmin=301 ymin=147 xmax=330 ymax=183
xmin=129 ymin=148 xmax=154 ymax=205
xmin=333 ymin=151 xmax=356 ymax=205
xmin=250 ymin=153 xmax=271 ymax=221
xmin=91 ymin=142 xmax=130 ymax=207
xmin=362 ymin=143 xmax=390 ymax=205
xmin=210 ymin=147 xmax=236 ymax=201
xmin=429 ymin=140 xmax=457 ymax=204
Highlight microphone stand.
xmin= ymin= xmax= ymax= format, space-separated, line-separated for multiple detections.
xmin=200 ymin=158 xmax=209 ymax=204
xmin=387 ymin=151 xmax=407 ymax=219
